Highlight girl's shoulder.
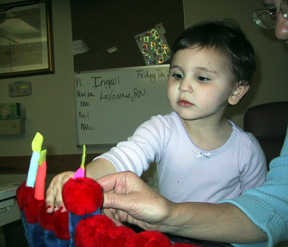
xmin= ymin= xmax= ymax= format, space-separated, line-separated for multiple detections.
xmin=229 ymin=120 xmax=262 ymax=149
xmin=134 ymin=112 xmax=183 ymax=140
xmin=145 ymin=111 xmax=180 ymax=127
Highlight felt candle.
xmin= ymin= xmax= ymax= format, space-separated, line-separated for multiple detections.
xmin=73 ymin=145 xmax=86 ymax=179
xmin=26 ymin=132 xmax=44 ymax=187
xmin=34 ymin=150 xmax=47 ymax=201
xmin=24 ymin=148 xmax=46 ymax=247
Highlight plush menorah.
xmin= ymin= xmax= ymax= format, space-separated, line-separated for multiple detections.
xmin=16 ymin=132 xmax=200 ymax=247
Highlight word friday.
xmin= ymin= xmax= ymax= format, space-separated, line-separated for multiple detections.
xmin=136 ymin=69 xmax=168 ymax=83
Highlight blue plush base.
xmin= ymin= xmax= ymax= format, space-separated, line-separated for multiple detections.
xmin=20 ymin=211 xmax=72 ymax=247
xmin=21 ymin=212 xmax=45 ymax=247
xmin=21 ymin=211 xmax=45 ymax=247
xmin=44 ymin=230 xmax=58 ymax=247
xmin=20 ymin=211 xmax=30 ymax=245
xmin=56 ymin=238 xmax=70 ymax=247
xmin=69 ymin=208 xmax=100 ymax=247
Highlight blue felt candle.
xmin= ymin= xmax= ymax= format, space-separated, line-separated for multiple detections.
xmin=26 ymin=152 xmax=41 ymax=187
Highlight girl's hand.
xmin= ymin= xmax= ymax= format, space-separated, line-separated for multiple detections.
xmin=45 ymin=171 xmax=75 ymax=213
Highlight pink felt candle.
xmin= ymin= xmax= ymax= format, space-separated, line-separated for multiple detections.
xmin=34 ymin=160 xmax=47 ymax=200
xmin=73 ymin=145 xmax=86 ymax=179
xmin=73 ymin=167 xmax=85 ymax=179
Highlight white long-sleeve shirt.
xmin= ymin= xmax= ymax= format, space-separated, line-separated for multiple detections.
xmin=96 ymin=112 xmax=267 ymax=203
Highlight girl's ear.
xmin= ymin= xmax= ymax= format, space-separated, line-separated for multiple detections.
xmin=228 ymin=81 xmax=250 ymax=105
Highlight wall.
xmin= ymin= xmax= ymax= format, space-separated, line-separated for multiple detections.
xmin=0 ymin=0 xmax=101 ymax=157
xmin=0 ymin=0 xmax=287 ymax=159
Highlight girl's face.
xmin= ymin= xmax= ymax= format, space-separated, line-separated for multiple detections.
xmin=263 ymin=0 xmax=288 ymax=42
xmin=167 ymin=47 xmax=240 ymax=122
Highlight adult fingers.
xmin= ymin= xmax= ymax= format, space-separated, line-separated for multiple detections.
xmin=102 ymin=208 xmax=124 ymax=226
xmin=97 ymin=172 xmax=128 ymax=192
xmin=102 ymin=191 xmax=134 ymax=212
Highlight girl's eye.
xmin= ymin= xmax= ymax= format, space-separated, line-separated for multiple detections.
xmin=196 ymin=76 xmax=210 ymax=82
xmin=171 ymin=73 xmax=184 ymax=79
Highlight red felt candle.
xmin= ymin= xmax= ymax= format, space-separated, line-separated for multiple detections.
xmin=34 ymin=160 xmax=47 ymax=201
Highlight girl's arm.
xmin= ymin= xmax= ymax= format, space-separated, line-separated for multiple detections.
xmin=85 ymin=158 xmax=117 ymax=180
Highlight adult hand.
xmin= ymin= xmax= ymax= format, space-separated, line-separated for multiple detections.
xmin=97 ymin=171 xmax=174 ymax=231
xmin=45 ymin=171 xmax=75 ymax=213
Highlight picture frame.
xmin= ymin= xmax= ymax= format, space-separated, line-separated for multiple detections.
xmin=0 ymin=0 xmax=54 ymax=78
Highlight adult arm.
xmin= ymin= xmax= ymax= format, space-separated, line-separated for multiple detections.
xmin=221 ymin=129 xmax=288 ymax=246
xmin=97 ymin=171 xmax=267 ymax=244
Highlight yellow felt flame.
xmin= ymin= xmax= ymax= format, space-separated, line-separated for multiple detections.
xmin=80 ymin=145 xmax=86 ymax=169
xmin=38 ymin=149 xmax=47 ymax=166
xmin=31 ymin=132 xmax=44 ymax=153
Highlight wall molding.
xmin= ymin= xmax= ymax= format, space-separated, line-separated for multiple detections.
xmin=0 ymin=154 xmax=100 ymax=174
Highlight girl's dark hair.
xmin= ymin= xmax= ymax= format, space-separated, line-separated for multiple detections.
xmin=171 ymin=19 xmax=256 ymax=84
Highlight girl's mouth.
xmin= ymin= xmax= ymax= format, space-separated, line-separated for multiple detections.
xmin=177 ymin=100 xmax=193 ymax=107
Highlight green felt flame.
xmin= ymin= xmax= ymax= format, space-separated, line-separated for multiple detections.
xmin=31 ymin=132 xmax=44 ymax=153
xmin=80 ymin=145 xmax=86 ymax=169
xmin=38 ymin=149 xmax=47 ymax=166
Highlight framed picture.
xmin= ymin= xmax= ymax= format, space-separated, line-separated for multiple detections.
xmin=0 ymin=0 xmax=54 ymax=78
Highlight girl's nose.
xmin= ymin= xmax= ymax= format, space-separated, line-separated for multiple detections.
xmin=275 ymin=15 xmax=288 ymax=41
xmin=178 ymin=79 xmax=193 ymax=93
